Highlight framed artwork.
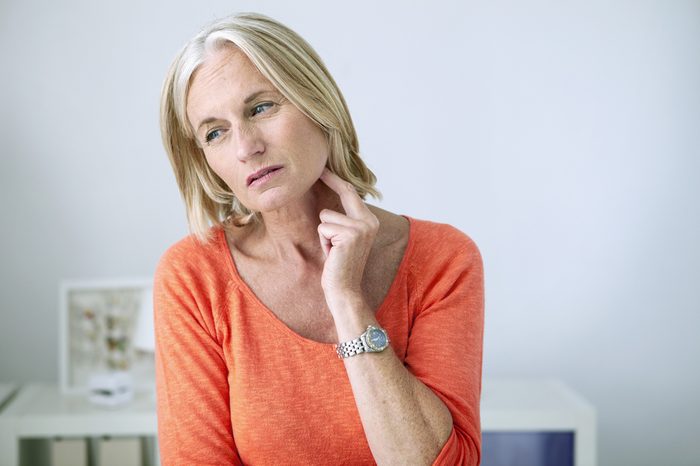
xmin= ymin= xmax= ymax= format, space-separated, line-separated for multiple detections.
xmin=59 ymin=278 xmax=154 ymax=394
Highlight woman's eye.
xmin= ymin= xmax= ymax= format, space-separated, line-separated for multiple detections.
xmin=205 ymin=129 xmax=222 ymax=144
xmin=252 ymin=102 xmax=273 ymax=116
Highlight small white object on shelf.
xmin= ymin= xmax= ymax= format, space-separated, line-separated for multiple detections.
xmin=88 ymin=372 xmax=134 ymax=407
xmin=59 ymin=278 xmax=154 ymax=395
xmin=133 ymin=287 xmax=155 ymax=353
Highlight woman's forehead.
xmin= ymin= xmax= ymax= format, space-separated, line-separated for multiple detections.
xmin=186 ymin=45 xmax=275 ymax=120
xmin=194 ymin=45 xmax=264 ymax=91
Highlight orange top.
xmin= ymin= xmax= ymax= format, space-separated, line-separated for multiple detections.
xmin=154 ymin=216 xmax=484 ymax=465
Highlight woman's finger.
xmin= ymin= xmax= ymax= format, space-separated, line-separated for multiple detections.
xmin=319 ymin=168 xmax=369 ymax=220
xmin=317 ymin=221 xmax=353 ymax=243
xmin=319 ymin=208 xmax=362 ymax=227
xmin=318 ymin=221 xmax=352 ymax=256
xmin=318 ymin=226 xmax=332 ymax=258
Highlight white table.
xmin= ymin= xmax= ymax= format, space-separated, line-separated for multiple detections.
xmin=0 ymin=385 xmax=158 ymax=466
xmin=481 ymin=378 xmax=597 ymax=466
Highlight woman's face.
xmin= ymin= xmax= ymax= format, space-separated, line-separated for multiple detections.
xmin=186 ymin=44 xmax=329 ymax=213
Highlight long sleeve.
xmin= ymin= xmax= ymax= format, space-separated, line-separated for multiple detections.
xmin=404 ymin=228 xmax=485 ymax=466
xmin=154 ymin=242 xmax=243 ymax=466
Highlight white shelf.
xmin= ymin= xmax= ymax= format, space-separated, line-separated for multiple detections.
xmin=481 ymin=378 xmax=597 ymax=466
xmin=0 ymin=379 xmax=595 ymax=466
xmin=0 ymin=385 xmax=157 ymax=466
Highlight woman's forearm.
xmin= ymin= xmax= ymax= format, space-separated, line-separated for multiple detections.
xmin=331 ymin=294 xmax=454 ymax=466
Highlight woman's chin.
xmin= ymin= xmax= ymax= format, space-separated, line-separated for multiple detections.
xmin=245 ymin=188 xmax=296 ymax=213
xmin=246 ymin=184 xmax=321 ymax=216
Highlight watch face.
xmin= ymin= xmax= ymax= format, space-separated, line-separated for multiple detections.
xmin=366 ymin=327 xmax=388 ymax=351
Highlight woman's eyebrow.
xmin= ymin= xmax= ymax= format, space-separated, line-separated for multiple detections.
xmin=195 ymin=89 xmax=279 ymax=132
xmin=196 ymin=117 xmax=218 ymax=133
xmin=244 ymin=88 xmax=277 ymax=104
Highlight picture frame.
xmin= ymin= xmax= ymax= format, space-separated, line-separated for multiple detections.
xmin=58 ymin=278 xmax=154 ymax=395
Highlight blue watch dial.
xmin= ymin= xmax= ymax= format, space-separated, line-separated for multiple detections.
xmin=367 ymin=328 xmax=388 ymax=350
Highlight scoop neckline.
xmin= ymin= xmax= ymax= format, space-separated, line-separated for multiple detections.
xmin=218 ymin=214 xmax=416 ymax=347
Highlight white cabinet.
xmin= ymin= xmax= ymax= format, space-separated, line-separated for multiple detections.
xmin=0 ymin=385 xmax=158 ymax=466
xmin=0 ymin=379 xmax=595 ymax=466
xmin=481 ymin=378 xmax=597 ymax=466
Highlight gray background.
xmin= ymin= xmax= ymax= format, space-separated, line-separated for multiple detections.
xmin=1 ymin=0 xmax=699 ymax=465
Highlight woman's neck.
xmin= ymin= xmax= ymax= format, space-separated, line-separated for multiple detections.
xmin=251 ymin=180 xmax=344 ymax=267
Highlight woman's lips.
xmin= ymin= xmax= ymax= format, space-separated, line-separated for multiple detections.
xmin=247 ymin=166 xmax=283 ymax=188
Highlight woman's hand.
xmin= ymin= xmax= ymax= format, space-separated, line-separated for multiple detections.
xmin=318 ymin=168 xmax=379 ymax=311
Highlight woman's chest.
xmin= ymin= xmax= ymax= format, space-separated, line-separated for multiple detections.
xmin=236 ymin=247 xmax=405 ymax=344
xmin=246 ymin=273 xmax=338 ymax=342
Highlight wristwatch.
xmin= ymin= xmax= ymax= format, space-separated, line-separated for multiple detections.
xmin=335 ymin=325 xmax=390 ymax=359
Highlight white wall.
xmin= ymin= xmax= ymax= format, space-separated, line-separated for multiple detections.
xmin=1 ymin=1 xmax=698 ymax=465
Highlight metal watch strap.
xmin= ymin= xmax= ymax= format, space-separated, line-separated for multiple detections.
xmin=336 ymin=335 xmax=367 ymax=359
xmin=335 ymin=325 xmax=389 ymax=359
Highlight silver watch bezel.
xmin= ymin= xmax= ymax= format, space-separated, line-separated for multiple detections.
xmin=363 ymin=325 xmax=390 ymax=352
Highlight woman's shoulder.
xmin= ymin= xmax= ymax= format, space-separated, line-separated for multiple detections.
xmin=155 ymin=226 xmax=229 ymax=281
xmin=402 ymin=216 xmax=483 ymax=310
xmin=403 ymin=214 xmax=482 ymax=270
xmin=368 ymin=205 xmax=481 ymax=269
xmin=410 ymin=217 xmax=478 ymax=250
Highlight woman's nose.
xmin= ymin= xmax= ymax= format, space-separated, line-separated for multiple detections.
xmin=232 ymin=123 xmax=264 ymax=161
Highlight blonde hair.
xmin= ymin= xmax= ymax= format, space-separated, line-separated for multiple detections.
xmin=160 ymin=12 xmax=380 ymax=242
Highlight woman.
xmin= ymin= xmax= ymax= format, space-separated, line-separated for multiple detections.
xmin=155 ymin=12 xmax=484 ymax=466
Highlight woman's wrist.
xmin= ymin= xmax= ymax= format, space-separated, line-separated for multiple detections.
xmin=325 ymin=291 xmax=376 ymax=341
xmin=323 ymin=287 xmax=364 ymax=311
